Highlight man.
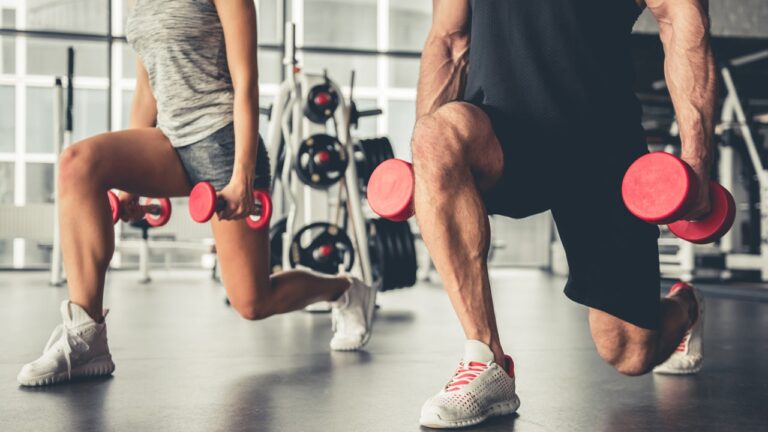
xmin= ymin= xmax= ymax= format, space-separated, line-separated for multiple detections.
xmin=414 ymin=0 xmax=714 ymax=428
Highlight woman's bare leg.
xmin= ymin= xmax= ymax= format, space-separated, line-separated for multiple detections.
xmin=210 ymin=217 xmax=350 ymax=320
xmin=58 ymin=128 xmax=191 ymax=320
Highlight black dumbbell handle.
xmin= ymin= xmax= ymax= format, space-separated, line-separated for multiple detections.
xmin=212 ymin=197 xmax=264 ymax=216
xmin=356 ymin=108 xmax=383 ymax=118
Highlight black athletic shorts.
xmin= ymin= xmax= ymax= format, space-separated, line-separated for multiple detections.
xmin=476 ymin=104 xmax=663 ymax=330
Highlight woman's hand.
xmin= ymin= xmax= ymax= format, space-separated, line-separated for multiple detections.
xmin=217 ymin=172 xmax=256 ymax=221
xmin=117 ymin=191 xmax=146 ymax=223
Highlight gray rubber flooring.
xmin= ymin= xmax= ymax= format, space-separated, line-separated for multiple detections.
xmin=1 ymin=269 xmax=767 ymax=432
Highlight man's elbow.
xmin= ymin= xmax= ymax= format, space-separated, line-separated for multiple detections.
xmin=425 ymin=29 xmax=470 ymax=62
xmin=651 ymin=0 xmax=711 ymax=44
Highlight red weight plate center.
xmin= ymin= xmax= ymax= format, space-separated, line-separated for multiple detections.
xmin=189 ymin=182 xmax=216 ymax=223
xmin=314 ymin=93 xmax=331 ymax=106
xmin=368 ymin=159 xmax=414 ymax=220
xmin=314 ymin=150 xmax=331 ymax=165
xmin=319 ymin=244 xmax=333 ymax=257
xmin=622 ymin=152 xmax=693 ymax=224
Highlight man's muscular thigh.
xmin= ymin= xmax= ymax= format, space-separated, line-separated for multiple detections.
xmin=411 ymin=101 xmax=504 ymax=191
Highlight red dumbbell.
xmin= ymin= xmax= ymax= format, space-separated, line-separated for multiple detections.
xmin=368 ymin=159 xmax=415 ymax=222
xmin=107 ymin=190 xmax=172 ymax=227
xmin=188 ymin=181 xmax=273 ymax=230
xmin=621 ymin=152 xmax=736 ymax=244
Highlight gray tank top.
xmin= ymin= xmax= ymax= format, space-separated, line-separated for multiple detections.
xmin=126 ymin=0 xmax=234 ymax=147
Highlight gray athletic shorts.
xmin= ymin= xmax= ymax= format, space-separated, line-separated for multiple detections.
xmin=175 ymin=122 xmax=271 ymax=191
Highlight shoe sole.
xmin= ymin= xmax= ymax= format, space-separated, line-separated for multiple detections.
xmin=18 ymin=355 xmax=115 ymax=387
xmin=330 ymin=282 xmax=378 ymax=351
xmin=419 ymin=394 xmax=521 ymax=429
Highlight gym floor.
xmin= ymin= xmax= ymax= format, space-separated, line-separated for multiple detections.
xmin=1 ymin=269 xmax=767 ymax=432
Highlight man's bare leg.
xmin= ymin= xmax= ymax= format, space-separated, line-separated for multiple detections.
xmin=411 ymin=102 xmax=506 ymax=364
xmin=590 ymin=287 xmax=699 ymax=375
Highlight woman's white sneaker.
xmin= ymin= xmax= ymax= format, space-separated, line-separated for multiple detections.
xmin=17 ymin=301 xmax=115 ymax=386
xmin=654 ymin=282 xmax=704 ymax=375
xmin=330 ymin=277 xmax=378 ymax=351
xmin=420 ymin=340 xmax=520 ymax=429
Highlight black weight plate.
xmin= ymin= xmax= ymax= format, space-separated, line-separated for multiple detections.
xmin=289 ymin=222 xmax=355 ymax=275
xmin=294 ymin=134 xmax=348 ymax=189
xmin=397 ymin=221 xmax=418 ymax=288
xmin=379 ymin=219 xmax=402 ymax=291
xmin=269 ymin=216 xmax=287 ymax=274
xmin=367 ymin=220 xmax=386 ymax=289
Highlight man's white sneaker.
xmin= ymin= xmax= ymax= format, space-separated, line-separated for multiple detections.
xmin=420 ymin=340 xmax=520 ymax=429
xmin=330 ymin=277 xmax=378 ymax=351
xmin=17 ymin=301 xmax=115 ymax=386
xmin=654 ymin=282 xmax=704 ymax=375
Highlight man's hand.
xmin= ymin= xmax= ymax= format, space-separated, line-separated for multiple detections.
xmin=682 ymin=159 xmax=711 ymax=220
xmin=217 ymin=174 xmax=256 ymax=221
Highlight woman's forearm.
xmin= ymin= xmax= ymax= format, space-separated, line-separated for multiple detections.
xmin=231 ymin=85 xmax=260 ymax=181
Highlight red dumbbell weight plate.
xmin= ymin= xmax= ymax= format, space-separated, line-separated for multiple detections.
xmin=622 ymin=152 xmax=698 ymax=224
xmin=668 ymin=181 xmax=736 ymax=244
xmin=141 ymin=197 xmax=172 ymax=227
xmin=189 ymin=182 xmax=217 ymax=223
xmin=246 ymin=190 xmax=272 ymax=230
xmin=107 ymin=190 xmax=121 ymax=224
xmin=368 ymin=159 xmax=415 ymax=222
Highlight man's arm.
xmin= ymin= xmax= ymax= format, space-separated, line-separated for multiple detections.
xmin=129 ymin=58 xmax=158 ymax=129
xmin=416 ymin=0 xmax=471 ymax=119
xmin=647 ymin=0 xmax=716 ymax=216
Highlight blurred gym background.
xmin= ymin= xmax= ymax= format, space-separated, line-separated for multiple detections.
xmin=0 ymin=0 xmax=766 ymax=280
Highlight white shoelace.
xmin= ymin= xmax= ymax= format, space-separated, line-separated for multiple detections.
xmin=43 ymin=324 xmax=90 ymax=379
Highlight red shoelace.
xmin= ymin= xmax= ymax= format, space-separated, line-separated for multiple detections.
xmin=445 ymin=361 xmax=488 ymax=392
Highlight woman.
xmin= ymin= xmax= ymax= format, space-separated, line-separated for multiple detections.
xmin=17 ymin=0 xmax=376 ymax=387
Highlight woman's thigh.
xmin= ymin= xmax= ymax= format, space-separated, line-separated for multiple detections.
xmin=63 ymin=127 xmax=191 ymax=197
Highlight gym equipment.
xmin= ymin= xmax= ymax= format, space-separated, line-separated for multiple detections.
xmin=188 ymin=181 xmax=273 ymax=230
xmin=367 ymin=218 xmax=417 ymax=291
xmin=303 ymin=83 xmax=339 ymax=124
xmin=356 ymin=137 xmax=395 ymax=188
xmin=294 ymin=134 xmax=349 ymax=189
xmin=289 ymin=222 xmax=355 ymax=274
xmin=270 ymin=216 xmax=287 ymax=273
xmin=107 ymin=190 xmax=172 ymax=228
xmin=367 ymin=159 xmax=415 ymax=222
xmin=622 ymin=152 xmax=736 ymax=244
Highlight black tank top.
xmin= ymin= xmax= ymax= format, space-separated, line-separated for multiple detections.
xmin=463 ymin=0 xmax=645 ymax=159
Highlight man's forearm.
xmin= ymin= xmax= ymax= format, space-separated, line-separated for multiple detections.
xmin=415 ymin=32 xmax=470 ymax=119
xmin=654 ymin=1 xmax=716 ymax=170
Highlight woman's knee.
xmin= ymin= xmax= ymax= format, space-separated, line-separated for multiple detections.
xmin=228 ymin=279 xmax=274 ymax=321
xmin=58 ymin=140 xmax=103 ymax=193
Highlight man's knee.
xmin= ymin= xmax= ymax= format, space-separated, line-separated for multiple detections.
xmin=596 ymin=342 xmax=657 ymax=376
xmin=412 ymin=102 xmax=493 ymax=180
xmin=590 ymin=309 xmax=658 ymax=376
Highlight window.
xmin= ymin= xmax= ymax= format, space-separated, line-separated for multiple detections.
xmin=0 ymin=86 xmax=14 ymax=152
xmin=27 ymin=39 xmax=108 ymax=78
xmin=0 ymin=162 xmax=13 ymax=204
xmin=23 ymin=0 xmax=108 ymax=34
xmin=25 ymin=162 xmax=54 ymax=204
xmin=0 ymin=35 xmax=14 ymax=74
xmin=389 ymin=0 xmax=430 ymax=51
xmin=302 ymin=53 xmax=377 ymax=87
xmin=303 ymin=0 xmax=378 ymax=49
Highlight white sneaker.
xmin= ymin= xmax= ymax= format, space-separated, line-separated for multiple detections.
xmin=18 ymin=301 xmax=115 ymax=386
xmin=330 ymin=277 xmax=378 ymax=351
xmin=654 ymin=283 xmax=704 ymax=375
xmin=420 ymin=340 xmax=520 ymax=429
